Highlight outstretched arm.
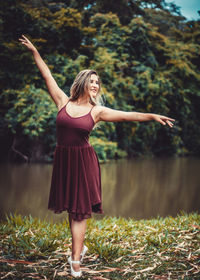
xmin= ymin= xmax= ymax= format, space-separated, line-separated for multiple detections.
xmin=19 ymin=35 xmax=68 ymax=109
xmin=95 ymin=106 xmax=175 ymax=127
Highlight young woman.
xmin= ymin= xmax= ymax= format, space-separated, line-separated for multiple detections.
xmin=19 ymin=35 xmax=175 ymax=278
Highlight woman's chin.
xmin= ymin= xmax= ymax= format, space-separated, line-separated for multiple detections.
xmin=90 ymin=93 xmax=97 ymax=99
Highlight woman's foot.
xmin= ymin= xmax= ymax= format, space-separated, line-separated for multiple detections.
xmin=68 ymin=256 xmax=82 ymax=277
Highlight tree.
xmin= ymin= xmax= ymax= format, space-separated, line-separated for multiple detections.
xmin=1 ymin=0 xmax=200 ymax=162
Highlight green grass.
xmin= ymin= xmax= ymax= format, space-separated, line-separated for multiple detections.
xmin=0 ymin=212 xmax=200 ymax=279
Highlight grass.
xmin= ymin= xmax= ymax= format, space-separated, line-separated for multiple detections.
xmin=0 ymin=212 xmax=199 ymax=279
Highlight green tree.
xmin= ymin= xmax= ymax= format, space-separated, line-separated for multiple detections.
xmin=0 ymin=0 xmax=200 ymax=161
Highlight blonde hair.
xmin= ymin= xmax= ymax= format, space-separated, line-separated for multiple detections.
xmin=70 ymin=69 xmax=104 ymax=106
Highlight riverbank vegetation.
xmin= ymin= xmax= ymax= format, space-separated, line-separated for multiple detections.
xmin=0 ymin=0 xmax=200 ymax=162
xmin=0 ymin=213 xmax=199 ymax=279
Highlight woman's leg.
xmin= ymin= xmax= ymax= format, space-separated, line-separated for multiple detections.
xmin=68 ymin=214 xmax=87 ymax=272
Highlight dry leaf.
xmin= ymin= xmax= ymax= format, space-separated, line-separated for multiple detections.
xmin=114 ymin=256 xmax=123 ymax=262
xmin=57 ymin=271 xmax=69 ymax=276
xmin=137 ymin=264 xmax=157 ymax=273
xmin=154 ymin=276 xmax=168 ymax=279
xmin=0 ymin=259 xmax=35 ymax=265
xmin=92 ymin=277 xmax=110 ymax=280
xmin=53 ymin=269 xmax=57 ymax=279
xmin=1 ymin=272 xmax=15 ymax=279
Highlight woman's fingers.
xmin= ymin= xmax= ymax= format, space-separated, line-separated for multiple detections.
xmin=157 ymin=118 xmax=166 ymax=125
xmin=166 ymin=120 xmax=174 ymax=127
xmin=19 ymin=35 xmax=35 ymax=50
xmin=19 ymin=35 xmax=31 ymax=44
xmin=161 ymin=116 xmax=175 ymax=126
xmin=19 ymin=39 xmax=29 ymax=46
xmin=157 ymin=116 xmax=175 ymax=127
xmin=167 ymin=117 xmax=175 ymax=122
xmin=19 ymin=36 xmax=37 ymax=52
xmin=22 ymin=34 xmax=29 ymax=41
xmin=165 ymin=119 xmax=175 ymax=127
xmin=19 ymin=37 xmax=27 ymax=43
xmin=162 ymin=116 xmax=175 ymax=122
xmin=19 ymin=38 xmax=26 ymax=42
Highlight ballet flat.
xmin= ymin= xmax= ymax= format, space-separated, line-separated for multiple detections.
xmin=80 ymin=245 xmax=88 ymax=262
xmin=68 ymin=256 xmax=82 ymax=278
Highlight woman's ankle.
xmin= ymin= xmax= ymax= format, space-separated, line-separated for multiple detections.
xmin=72 ymin=253 xmax=81 ymax=261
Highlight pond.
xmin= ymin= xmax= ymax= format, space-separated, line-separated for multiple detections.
xmin=0 ymin=157 xmax=199 ymax=222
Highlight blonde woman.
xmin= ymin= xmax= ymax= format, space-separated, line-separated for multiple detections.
xmin=19 ymin=35 xmax=175 ymax=278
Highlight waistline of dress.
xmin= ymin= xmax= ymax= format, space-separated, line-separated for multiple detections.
xmin=56 ymin=143 xmax=92 ymax=149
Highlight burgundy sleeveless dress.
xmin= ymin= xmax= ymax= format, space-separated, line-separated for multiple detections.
xmin=48 ymin=101 xmax=103 ymax=221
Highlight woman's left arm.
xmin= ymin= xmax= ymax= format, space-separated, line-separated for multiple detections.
xmin=96 ymin=106 xmax=175 ymax=127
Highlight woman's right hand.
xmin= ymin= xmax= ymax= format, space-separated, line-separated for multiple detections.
xmin=18 ymin=34 xmax=68 ymax=108
xmin=19 ymin=35 xmax=37 ymax=52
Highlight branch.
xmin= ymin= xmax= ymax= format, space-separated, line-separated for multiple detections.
xmin=10 ymin=136 xmax=29 ymax=163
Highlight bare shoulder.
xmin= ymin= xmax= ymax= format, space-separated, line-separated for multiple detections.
xmin=91 ymin=105 xmax=105 ymax=123
xmin=92 ymin=105 xmax=104 ymax=113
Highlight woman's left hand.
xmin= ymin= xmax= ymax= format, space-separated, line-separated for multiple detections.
xmin=152 ymin=114 xmax=175 ymax=127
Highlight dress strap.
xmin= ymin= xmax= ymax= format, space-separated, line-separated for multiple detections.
xmin=89 ymin=105 xmax=95 ymax=113
xmin=57 ymin=98 xmax=69 ymax=112
xmin=65 ymin=98 xmax=71 ymax=106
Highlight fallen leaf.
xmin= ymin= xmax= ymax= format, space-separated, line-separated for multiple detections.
xmin=57 ymin=271 xmax=69 ymax=276
xmin=114 ymin=256 xmax=123 ymax=262
xmin=83 ymin=267 xmax=123 ymax=274
xmin=53 ymin=269 xmax=57 ymax=279
xmin=1 ymin=272 xmax=15 ymax=279
xmin=154 ymin=276 xmax=168 ymax=279
xmin=103 ymin=266 xmax=124 ymax=272
xmin=137 ymin=264 xmax=157 ymax=273
xmin=0 ymin=259 xmax=35 ymax=265
xmin=92 ymin=277 xmax=110 ymax=280
xmin=81 ymin=269 xmax=101 ymax=274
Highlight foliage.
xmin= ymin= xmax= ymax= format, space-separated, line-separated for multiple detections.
xmin=90 ymin=136 xmax=127 ymax=162
xmin=1 ymin=85 xmax=57 ymax=139
xmin=0 ymin=0 xmax=200 ymax=162
xmin=0 ymin=85 xmax=57 ymax=160
xmin=0 ymin=213 xmax=199 ymax=279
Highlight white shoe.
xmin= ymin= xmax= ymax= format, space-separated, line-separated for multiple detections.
xmin=80 ymin=245 xmax=88 ymax=263
xmin=68 ymin=256 xmax=82 ymax=278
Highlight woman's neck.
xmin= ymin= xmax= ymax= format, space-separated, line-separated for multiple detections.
xmin=74 ymin=96 xmax=90 ymax=105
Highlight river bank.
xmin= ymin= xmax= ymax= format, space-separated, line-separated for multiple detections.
xmin=0 ymin=213 xmax=199 ymax=279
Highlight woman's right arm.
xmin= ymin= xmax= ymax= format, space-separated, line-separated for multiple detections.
xmin=19 ymin=35 xmax=68 ymax=109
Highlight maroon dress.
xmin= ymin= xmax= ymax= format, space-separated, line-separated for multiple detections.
xmin=48 ymin=101 xmax=103 ymax=221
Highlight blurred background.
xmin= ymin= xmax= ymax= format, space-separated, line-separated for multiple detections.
xmin=0 ymin=0 xmax=199 ymax=221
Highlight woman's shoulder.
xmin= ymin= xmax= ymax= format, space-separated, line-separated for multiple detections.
xmin=57 ymin=95 xmax=69 ymax=111
xmin=92 ymin=104 xmax=105 ymax=114
xmin=93 ymin=104 xmax=106 ymax=110
xmin=91 ymin=105 xmax=107 ymax=123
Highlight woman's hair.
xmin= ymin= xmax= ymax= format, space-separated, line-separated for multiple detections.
xmin=70 ymin=69 xmax=104 ymax=106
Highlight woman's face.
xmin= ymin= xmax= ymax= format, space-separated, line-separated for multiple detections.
xmin=88 ymin=74 xmax=100 ymax=99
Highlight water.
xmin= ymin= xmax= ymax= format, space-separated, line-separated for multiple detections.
xmin=0 ymin=157 xmax=199 ymax=222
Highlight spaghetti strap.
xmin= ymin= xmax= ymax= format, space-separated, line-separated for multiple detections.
xmin=66 ymin=98 xmax=71 ymax=106
xmin=57 ymin=100 xmax=69 ymax=114
xmin=57 ymin=99 xmax=70 ymax=114
xmin=90 ymin=105 xmax=95 ymax=113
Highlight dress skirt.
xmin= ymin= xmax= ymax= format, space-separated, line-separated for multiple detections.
xmin=48 ymin=144 xmax=103 ymax=221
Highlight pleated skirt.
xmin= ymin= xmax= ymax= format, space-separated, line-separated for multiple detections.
xmin=48 ymin=144 xmax=103 ymax=221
